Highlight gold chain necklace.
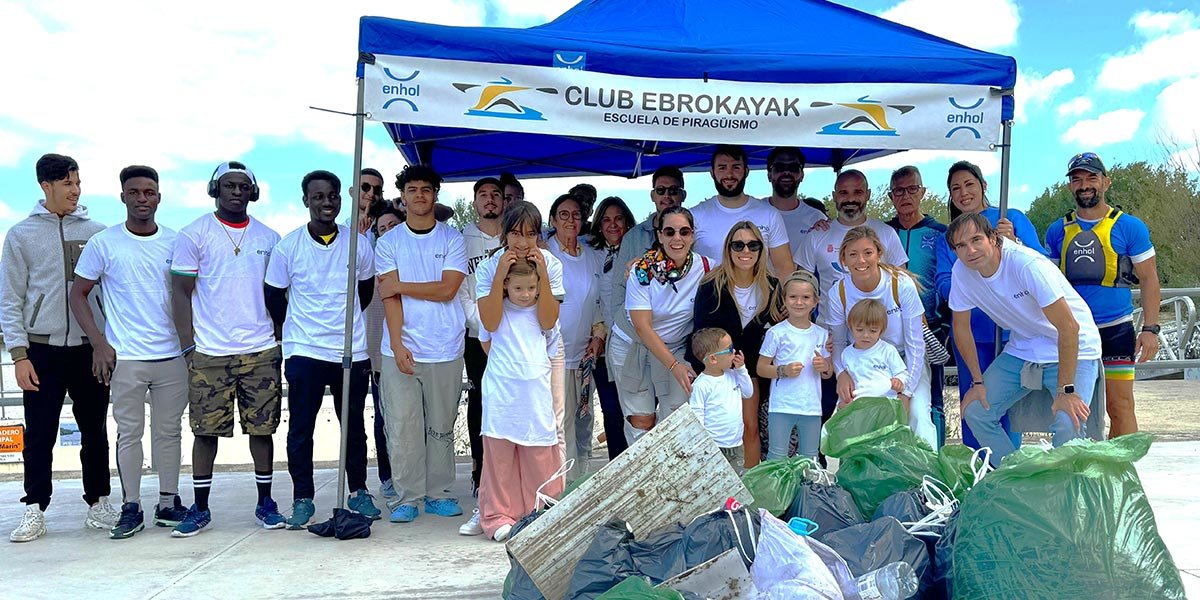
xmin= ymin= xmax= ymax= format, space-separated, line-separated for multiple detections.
xmin=218 ymin=217 xmax=249 ymax=256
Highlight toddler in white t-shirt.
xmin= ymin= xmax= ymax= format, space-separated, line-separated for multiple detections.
xmin=841 ymin=298 xmax=908 ymax=405
xmin=688 ymin=327 xmax=753 ymax=473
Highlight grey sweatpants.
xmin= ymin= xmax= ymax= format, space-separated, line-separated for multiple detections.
xmin=380 ymin=357 xmax=465 ymax=507
xmin=110 ymin=357 xmax=189 ymax=505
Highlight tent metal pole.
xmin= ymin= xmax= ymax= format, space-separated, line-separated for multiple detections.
xmin=993 ymin=119 xmax=1013 ymax=359
xmin=336 ymin=75 xmax=367 ymax=511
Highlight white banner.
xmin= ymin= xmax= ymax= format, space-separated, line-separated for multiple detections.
xmin=364 ymin=54 xmax=1001 ymax=151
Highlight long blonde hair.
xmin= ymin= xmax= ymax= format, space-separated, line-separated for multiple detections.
xmin=838 ymin=226 xmax=924 ymax=293
xmin=702 ymin=221 xmax=773 ymax=320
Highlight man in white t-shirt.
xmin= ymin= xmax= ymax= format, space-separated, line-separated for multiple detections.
xmin=264 ymin=170 xmax=380 ymax=529
xmin=692 ymin=145 xmax=793 ymax=275
xmin=376 ymin=165 xmax=469 ymax=524
xmin=765 ymin=147 xmax=830 ymax=258
xmin=947 ymin=213 xmax=1102 ymax=466
xmin=70 ymin=165 xmax=188 ymax=539
xmin=170 ymin=161 xmax=284 ymax=537
xmin=460 ymin=176 xmax=504 ymax=530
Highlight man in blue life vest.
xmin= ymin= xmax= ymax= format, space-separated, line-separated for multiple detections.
xmin=1045 ymin=152 xmax=1161 ymax=438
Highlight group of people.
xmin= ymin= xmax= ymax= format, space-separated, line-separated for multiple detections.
xmin=0 ymin=144 xmax=1159 ymax=545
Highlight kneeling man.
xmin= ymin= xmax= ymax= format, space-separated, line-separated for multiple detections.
xmin=947 ymin=213 xmax=1102 ymax=466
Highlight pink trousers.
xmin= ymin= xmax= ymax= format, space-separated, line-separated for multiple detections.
xmin=479 ymin=436 xmax=565 ymax=538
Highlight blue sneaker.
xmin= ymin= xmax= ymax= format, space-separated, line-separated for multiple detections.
xmin=389 ymin=504 xmax=418 ymax=523
xmin=171 ymin=505 xmax=212 ymax=538
xmin=286 ymin=498 xmax=315 ymax=530
xmin=424 ymin=498 xmax=463 ymax=517
xmin=348 ymin=490 xmax=382 ymax=521
xmin=154 ymin=496 xmax=188 ymax=527
xmin=255 ymin=497 xmax=286 ymax=530
xmin=379 ymin=479 xmax=398 ymax=500
xmin=110 ymin=502 xmax=145 ymax=539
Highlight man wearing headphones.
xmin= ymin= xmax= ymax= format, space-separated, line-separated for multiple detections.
xmin=169 ymin=161 xmax=284 ymax=536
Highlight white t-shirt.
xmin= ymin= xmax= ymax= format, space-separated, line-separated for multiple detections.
xmin=692 ymin=196 xmax=790 ymax=265
xmin=374 ymin=222 xmax=468 ymax=363
xmin=171 ymin=215 xmax=280 ymax=356
xmin=842 ymin=341 xmax=907 ymax=400
xmin=793 ymin=217 xmax=909 ymax=325
xmin=949 ymin=243 xmax=1101 ymax=363
xmin=461 ymin=222 xmax=501 ymax=338
xmin=825 ymin=270 xmax=925 ymax=396
xmin=624 ymin=252 xmax=708 ymax=347
xmin=773 ymin=199 xmax=828 ymax=259
xmin=265 ymin=225 xmax=374 ymax=363
xmin=759 ymin=320 xmax=830 ymax=416
xmin=688 ymin=366 xmax=752 ymax=448
xmin=733 ymin=284 xmax=762 ymax=328
xmin=547 ymin=237 xmax=603 ymax=365
xmin=74 ymin=224 xmax=180 ymax=360
xmin=479 ymin=301 xmax=556 ymax=446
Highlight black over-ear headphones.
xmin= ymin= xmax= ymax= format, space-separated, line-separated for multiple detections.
xmin=207 ymin=161 xmax=260 ymax=201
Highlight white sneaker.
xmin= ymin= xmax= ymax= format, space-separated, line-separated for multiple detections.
xmin=10 ymin=506 xmax=46 ymax=543
xmin=493 ymin=523 xmax=513 ymax=542
xmin=85 ymin=497 xmax=119 ymax=530
xmin=459 ymin=508 xmax=483 ymax=536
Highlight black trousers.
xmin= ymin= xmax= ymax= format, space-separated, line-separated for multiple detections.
xmin=284 ymin=356 xmax=370 ymax=500
xmin=21 ymin=342 xmax=111 ymax=510
xmin=464 ymin=334 xmax=487 ymax=491
xmin=370 ymin=371 xmax=391 ymax=483
xmin=594 ymin=356 xmax=627 ymax=459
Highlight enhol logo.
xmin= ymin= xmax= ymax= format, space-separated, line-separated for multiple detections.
xmin=811 ymin=96 xmax=914 ymax=137
xmin=453 ymin=77 xmax=559 ymax=121
xmin=552 ymin=51 xmax=587 ymax=71
xmin=945 ymin=96 xmax=985 ymax=139
xmin=381 ymin=68 xmax=421 ymax=112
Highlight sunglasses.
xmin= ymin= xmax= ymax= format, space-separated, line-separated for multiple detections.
xmin=728 ymin=240 xmax=763 ymax=253
xmin=708 ymin=347 xmax=735 ymax=358
xmin=653 ymin=186 xmax=683 ymax=196
xmin=770 ymin=162 xmax=802 ymax=174
xmin=659 ymin=226 xmax=693 ymax=238
xmin=360 ymin=182 xmax=383 ymax=196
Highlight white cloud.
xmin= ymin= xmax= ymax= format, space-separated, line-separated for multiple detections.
xmin=1017 ymin=184 xmax=1030 ymax=194
xmin=1056 ymin=97 xmax=1093 ymax=117
xmin=1015 ymin=69 xmax=1074 ymax=123
xmin=1061 ymin=109 xmax=1145 ymax=147
xmin=880 ymin=0 xmax=1019 ymax=50
xmin=1097 ymin=13 xmax=1200 ymax=91
xmin=0 ymin=130 xmax=34 ymax=167
xmin=853 ymin=150 xmax=1000 ymax=178
xmin=1152 ymin=76 xmax=1200 ymax=156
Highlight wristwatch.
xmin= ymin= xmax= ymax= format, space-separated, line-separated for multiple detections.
xmin=1061 ymin=384 xmax=1076 ymax=395
xmin=1142 ymin=324 xmax=1161 ymax=335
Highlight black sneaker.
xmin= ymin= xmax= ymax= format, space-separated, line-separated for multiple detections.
xmin=154 ymin=496 xmax=189 ymax=527
xmin=111 ymin=502 xmax=145 ymax=539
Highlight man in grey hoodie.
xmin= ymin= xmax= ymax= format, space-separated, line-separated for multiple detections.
xmin=1 ymin=153 xmax=116 ymax=542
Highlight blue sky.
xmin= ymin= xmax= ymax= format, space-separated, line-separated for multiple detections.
xmin=0 ymin=0 xmax=1197 ymax=240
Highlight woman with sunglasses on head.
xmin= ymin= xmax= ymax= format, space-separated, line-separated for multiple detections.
xmin=586 ymin=196 xmax=636 ymax=459
xmin=685 ymin=222 xmax=778 ymax=468
xmin=934 ymin=160 xmax=1047 ymax=449
xmin=611 ymin=206 xmax=709 ymax=444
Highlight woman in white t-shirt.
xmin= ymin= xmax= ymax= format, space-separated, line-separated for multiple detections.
xmin=614 ymin=206 xmax=710 ymax=444
xmin=546 ymin=193 xmax=604 ymax=482
xmin=827 ymin=226 xmax=937 ymax=449
xmin=474 ymin=258 xmax=562 ymax=543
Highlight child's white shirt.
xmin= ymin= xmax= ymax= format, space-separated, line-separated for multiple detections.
xmin=479 ymin=300 xmax=556 ymax=445
xmin=688 ymin=365 xmax=752 ymax=448
xmin=759 ymin=320 xmax=830 ymax=416
xmin=842 ymin=339 xmax=908 ymax=399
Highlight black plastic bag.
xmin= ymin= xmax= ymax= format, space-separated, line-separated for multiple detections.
xmin=567 ymin=520 xmax=639 ymax=600
xmin=928 ymin=507 xmax=958 ymax=600
xmin=783 ymin=480 xmax=863 ymax=540
xmin=871 ymin=488 xmax=931 ymax=524
xmin=306 ymin=508 xmax=372 ymax=539
xmin=821 ymin=516 xmax=932 ymax=596
xmin=678 ymin=506 xmax=761 ymax=570
xmin=626 ymin=523 xmax=686 ymax=585
xmin=504 ymin=510 xmax=548 ymax=600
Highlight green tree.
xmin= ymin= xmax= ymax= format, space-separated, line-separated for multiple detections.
xmin=449 ymin=196 xmax=476 ymax=231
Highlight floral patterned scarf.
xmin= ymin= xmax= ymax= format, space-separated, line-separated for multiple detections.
xmin=632 ymin=247 xmax=694 ymax=290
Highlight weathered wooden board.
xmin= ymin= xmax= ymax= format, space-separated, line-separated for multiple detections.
xmin=658 ymin=548 xmax=758 ymax=600
xmin=507 ymin=407 xmax=754 ymax=600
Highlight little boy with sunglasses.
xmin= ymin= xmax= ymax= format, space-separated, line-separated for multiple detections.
xmin=687 ymin=327 xmax=752 ymax=473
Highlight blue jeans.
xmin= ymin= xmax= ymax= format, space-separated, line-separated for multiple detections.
xmin=964 ymin=352 xmax=1101 ymax=466
xmin=767 ymin=413 xmax=821 ymax=460
xmin=954 ymin=339 xmax=1021 ymax=450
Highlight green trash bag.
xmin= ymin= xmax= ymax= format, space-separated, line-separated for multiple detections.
xmin=936 ymin=443 xmax=983 ymax=500
xmin=821 ymin=396 xmax=930 ymax=458
xmin=953 ymin=433 xmax=1185 ymax=600
xmin=836 ymin=432 xmax=938 ymax=517
xmin=594 ymin=576 xmax=685 ymax=600
xmin=741 ymin=455 xmax=815 ymax=517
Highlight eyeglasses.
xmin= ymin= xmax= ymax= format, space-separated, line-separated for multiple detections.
xmin=708 ymin=346 xmax=735 ymax=358
xmin=728 ymin=240 xmax=763 ymax=252
xmin=361 ymin=182 xmax=383 ymax=196
xmin=770 ymin=162 xmax=802 ymax=174
xmin=221 ymin=182 xmax=253 ymax=193
xmin=889 ymin=185 xmax=924 ymax=197
xmin=659 ymin=226 xmax=693 ymax=238
xmin=653 ymin=186 xmax=683 ymax=197
xmin=555 ymin=210 xmax=582 ymax=222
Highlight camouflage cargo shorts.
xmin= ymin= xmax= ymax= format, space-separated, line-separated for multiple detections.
xmin=188 ymin=346 xmax=282 ymax=437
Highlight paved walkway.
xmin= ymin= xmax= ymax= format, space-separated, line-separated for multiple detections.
xmin=1 ymin=444 xmax=1197 ymax=599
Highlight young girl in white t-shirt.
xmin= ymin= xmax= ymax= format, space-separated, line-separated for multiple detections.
xmin=841 ymin=299 xmax=908 ymax=402
xmin=473 ymin=258 xmax=564 ymax=543
xmin=757 ymin=271 xmax=833 ymax=460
